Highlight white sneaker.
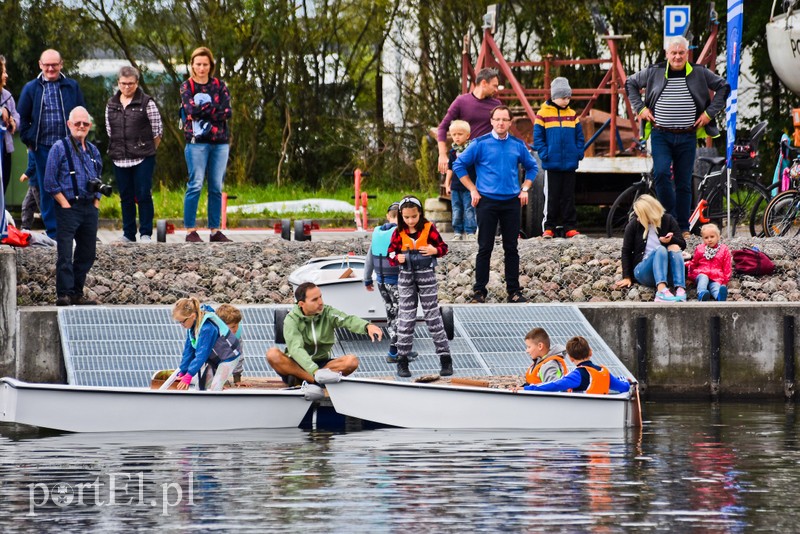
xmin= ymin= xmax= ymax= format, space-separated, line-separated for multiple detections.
xmin=452 ymin=233 xmax=463 ymax=241
xmin=466 ymin=233 xmax=477 ymax=241
xmin=117 ymin=235 xmax=134 ymax=243
xmin=301 ymin=382 xmax=326 ymax=401
xmin=140 ymin=235 xmax=152 ymax=242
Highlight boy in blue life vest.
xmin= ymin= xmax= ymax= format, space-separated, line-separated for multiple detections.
xmin=364 ymin=202 xmax=417 ymax=363
xmin=523 ymin=336 xmax=631 ymax=394
xmin=523 ymin=327 xmax=568 ymax=385
xmin=215 ymin=303 xmax=244 ymax=385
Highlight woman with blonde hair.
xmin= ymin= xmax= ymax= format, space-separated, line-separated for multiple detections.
xmin=614 ymin=194 xmax=687 ymax=302
xmin=172 ymin=297 xmax=242 ymax=390
xmin=180 ymin=46 xmax=232 ymax=243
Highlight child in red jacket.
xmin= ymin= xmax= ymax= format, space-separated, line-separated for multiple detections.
xmin=687 ymin=223 xmax=732 ymax=301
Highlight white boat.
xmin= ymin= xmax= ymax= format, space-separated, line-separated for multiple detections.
xmin=0 ymin=377 xmax=312 ymax=433
xmin=767 ymin=1 xmax=800 ymax=95
xmin=319 ymin=375 xmax=638 ymax=430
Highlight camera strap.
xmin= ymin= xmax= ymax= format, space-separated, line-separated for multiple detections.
xmin=61 ymin=136 xmax=100 ymax=200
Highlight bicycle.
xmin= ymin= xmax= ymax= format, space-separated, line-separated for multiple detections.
xmin=605 ymin=121 xmax=770 ymax=237
xmin=762 ymin=155 xmax=800 ymax=236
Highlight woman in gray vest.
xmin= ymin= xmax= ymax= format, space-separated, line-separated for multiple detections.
xmin=105 ymin=66 xmax=162 ymax=242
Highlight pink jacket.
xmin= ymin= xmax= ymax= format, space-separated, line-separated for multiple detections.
xmin=687 ymin=243 xmax=732 ymax=284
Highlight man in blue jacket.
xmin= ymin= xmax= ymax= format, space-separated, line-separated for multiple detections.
xmin=453 ymin=105 xmax=539 ymax=304
xmin=18 ymin=49 xmax=86 ymax=239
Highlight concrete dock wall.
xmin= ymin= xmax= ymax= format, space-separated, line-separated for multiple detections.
xmin=9 ymin=303 xmax=800 ymax=400
xmin=0 ymin=248 xmax=16 ymax=379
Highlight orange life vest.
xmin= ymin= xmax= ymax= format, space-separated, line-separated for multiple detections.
xmin=581 ymin=365 xmax=611 ymax=394
xmin=525 ymin=355 xmax=568 ymax=384
xmin=399 ymin=221 xmax=432 ymax=250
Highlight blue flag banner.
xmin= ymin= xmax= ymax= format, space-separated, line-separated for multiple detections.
xmin=725 ymin=0 xmax=743 ymax=168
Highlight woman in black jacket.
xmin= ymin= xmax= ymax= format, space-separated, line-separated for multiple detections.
xmin=614 ymin=195 xmax=687 ymax=302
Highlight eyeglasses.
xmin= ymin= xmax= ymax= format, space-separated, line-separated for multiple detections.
xmin=399 ymin=196 xmax=422 ymax=208
xmin=71 ymin=121 xmax=91 ymax=128
xmin=491 ymin=117 xmax=512 ymax=122
xmin=41 ymin=63 xmax=62 ymax=69
xmin=118 ymin=82 xmax=137 ymax=87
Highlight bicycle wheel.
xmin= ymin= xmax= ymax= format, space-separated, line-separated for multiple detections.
xmin=606 ymin=183 xmax=647 ymax=237
xmin=704 ymin=179 xmax=770 ymax=237
xmin=763 ymin=189 xmax=800 ymax=237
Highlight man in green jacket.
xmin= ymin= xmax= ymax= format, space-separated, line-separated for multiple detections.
xmin=267 ymin=282 xmax=383 ymax=386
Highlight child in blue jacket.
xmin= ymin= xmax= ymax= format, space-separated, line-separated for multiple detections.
xmin=523 ymin=336 xmax=630 ymax=394
xmin=533 ymin=77 xmax=585 ymax=238
xmin=173 ymin=297 xmax=242 ymax=391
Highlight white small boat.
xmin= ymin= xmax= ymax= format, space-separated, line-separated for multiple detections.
xmin=767 ymin=1 xmax=800 ymax=95
xmin=320 ymin=375 xmax=637 ymax=430
xmin=0 ymin=378 xmax=312 ymax=433
xmin=288 ymin=255 xmax=407 ymax=320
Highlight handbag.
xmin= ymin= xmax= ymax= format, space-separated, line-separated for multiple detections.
xmin=732 ymin=247 xmax=775 ymax=276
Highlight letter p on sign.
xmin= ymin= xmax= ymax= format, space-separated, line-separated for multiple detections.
xmin=664 ymin=5 xmax=691 ymax=40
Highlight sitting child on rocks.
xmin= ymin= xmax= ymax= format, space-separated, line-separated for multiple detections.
xmin=686 ymin=223 xmax=732 ymax=301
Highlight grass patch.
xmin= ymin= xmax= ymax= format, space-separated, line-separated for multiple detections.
xmin=98 ymin=183 xmax=439 ymax=225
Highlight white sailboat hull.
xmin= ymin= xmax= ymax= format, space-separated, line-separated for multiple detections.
xmin=324 ymin=377 xmax=632 ymax=430
xmin=767 ymin=12 xmax=800 ymax=95
xmin=0 ymin=378 xmax=311 ymax=433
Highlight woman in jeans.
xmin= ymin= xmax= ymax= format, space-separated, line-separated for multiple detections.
xmin=180 ymin=46 xmax=232 ymax=242
xmin=615 ymin=194 xmax=687 ymax=302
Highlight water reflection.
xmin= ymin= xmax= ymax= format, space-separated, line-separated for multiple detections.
xmin=0 ymin=404 xmax=798 ymax=531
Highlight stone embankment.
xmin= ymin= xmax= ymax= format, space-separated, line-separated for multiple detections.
xmin=13 ymin=236 xmax=800 ymax=305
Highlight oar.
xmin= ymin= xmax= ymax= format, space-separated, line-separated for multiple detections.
xmin=631 ymin=383 xmax=643 ymax=427
xmin=158 ymin=369 xmax=181 ymax=390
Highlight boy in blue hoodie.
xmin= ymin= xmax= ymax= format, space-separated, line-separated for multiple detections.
xmin=533 ymin=77 xmax=585 ymax=238
xmin=364 ymin=202 xmax=417 ymax=363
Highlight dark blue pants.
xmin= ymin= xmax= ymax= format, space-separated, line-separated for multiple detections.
xmin=114 ymin=155 xmax=155 ymax=240
xmin=34 ymin=145 xmax=57 ymax=238
xmin=545 ymin=169 xmax=577 ymax=232
xmin=650 ymin=129 xmax=696 ymax=232
xmin=474 ymin=196 xmax=521 ymax=295
xmin=55 ymin=199 xmax=98 ymax=297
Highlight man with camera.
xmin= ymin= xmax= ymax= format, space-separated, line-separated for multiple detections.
xmin=44 ymin=106 xmax=105 ymax=306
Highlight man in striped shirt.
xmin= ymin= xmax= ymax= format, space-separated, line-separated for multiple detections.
xmin=626 ymin=36 xmax=730 ymax=237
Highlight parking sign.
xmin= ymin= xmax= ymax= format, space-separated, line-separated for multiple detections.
xmin=664 ymin=5 xmax=691 ymax=39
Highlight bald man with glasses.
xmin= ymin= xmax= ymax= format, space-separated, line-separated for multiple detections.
xmin=18 ymin=49 xmax=86 ymax=239
xmin=453 ymin=105 xmax=538 ymax=304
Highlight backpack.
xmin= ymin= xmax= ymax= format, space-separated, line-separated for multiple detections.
xmin=732 ymin=247 xmax=775 ymax=276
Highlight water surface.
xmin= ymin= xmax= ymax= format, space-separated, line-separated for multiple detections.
xmin=1 ymin=402 xmax=798 ymax=532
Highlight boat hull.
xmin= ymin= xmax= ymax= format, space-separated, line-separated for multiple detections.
xmin=324 ymin=377 xmax=632 ymax=430
xmin=767 ymin=13 xmax=800 ymax=95
xmin=0 ymin=378 xmax=311 ymax=433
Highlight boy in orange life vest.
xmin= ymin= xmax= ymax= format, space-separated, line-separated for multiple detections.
xmin=523 ymin=327 xmax=568 ymax=385
xmin=523 ymin=336 xmax=630 ymax=394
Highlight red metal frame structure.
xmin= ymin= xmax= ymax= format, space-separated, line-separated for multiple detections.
xmin=462 ymin=26 xmax=638 ymax=156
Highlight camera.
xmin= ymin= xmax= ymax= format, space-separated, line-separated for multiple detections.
xmin=86 ymin=179 xmax=113 ymax=196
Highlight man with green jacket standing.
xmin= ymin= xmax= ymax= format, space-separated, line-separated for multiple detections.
xmin=267 ymin=282 xmax=383 ymax=390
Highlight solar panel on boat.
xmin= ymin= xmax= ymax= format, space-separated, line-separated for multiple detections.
xmin=58 ymin=304 xmax=634 ymax=387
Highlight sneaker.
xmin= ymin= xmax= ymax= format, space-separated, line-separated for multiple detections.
xmin=56 ymin=295 xmax=71 ymax=306
xmin=396 ymin=357 xmax=411 ymax=378
xmin=117 ymin=235 xmax=134 ymax=243
xmin=675 ymin=287 xmax=687 ymax=302
xmin=507 ymin=291 xmax=527 ymax=303
xmin=387 ymin=351 xmax=418 ymax=363
xmin=697 ymin=290 xmax=710 ymax=302
xmin=210 ymin=231 xmax=232 ymax=242
xmin=654 ymin=289 xmax=678 ymax=302
xmin=716 ymin=286 xmax=728 ymax=301
xmin=140 ymin=235 xmax=152 ymax=243
xmin=470 ymin=292 xmax=487 ymax=304
xmin=185 ymin=231 xmax=203 ymax=243
xmin=542 ymin=230 xmax=555 ymax=239
xmin=466 ymin=233 xmax=477 ymax=241
xmin=439 ymin=355 xmax=453 ymax=377
xmin=452 ymin=233 xmax=463 ymax=241
xmin=71 ymin=294 xmax=99 ymax=306
xmin=565 ymin=230 xmax=583 ymax=239
xmin=301 ymin=382 xmax=326 ymax=401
